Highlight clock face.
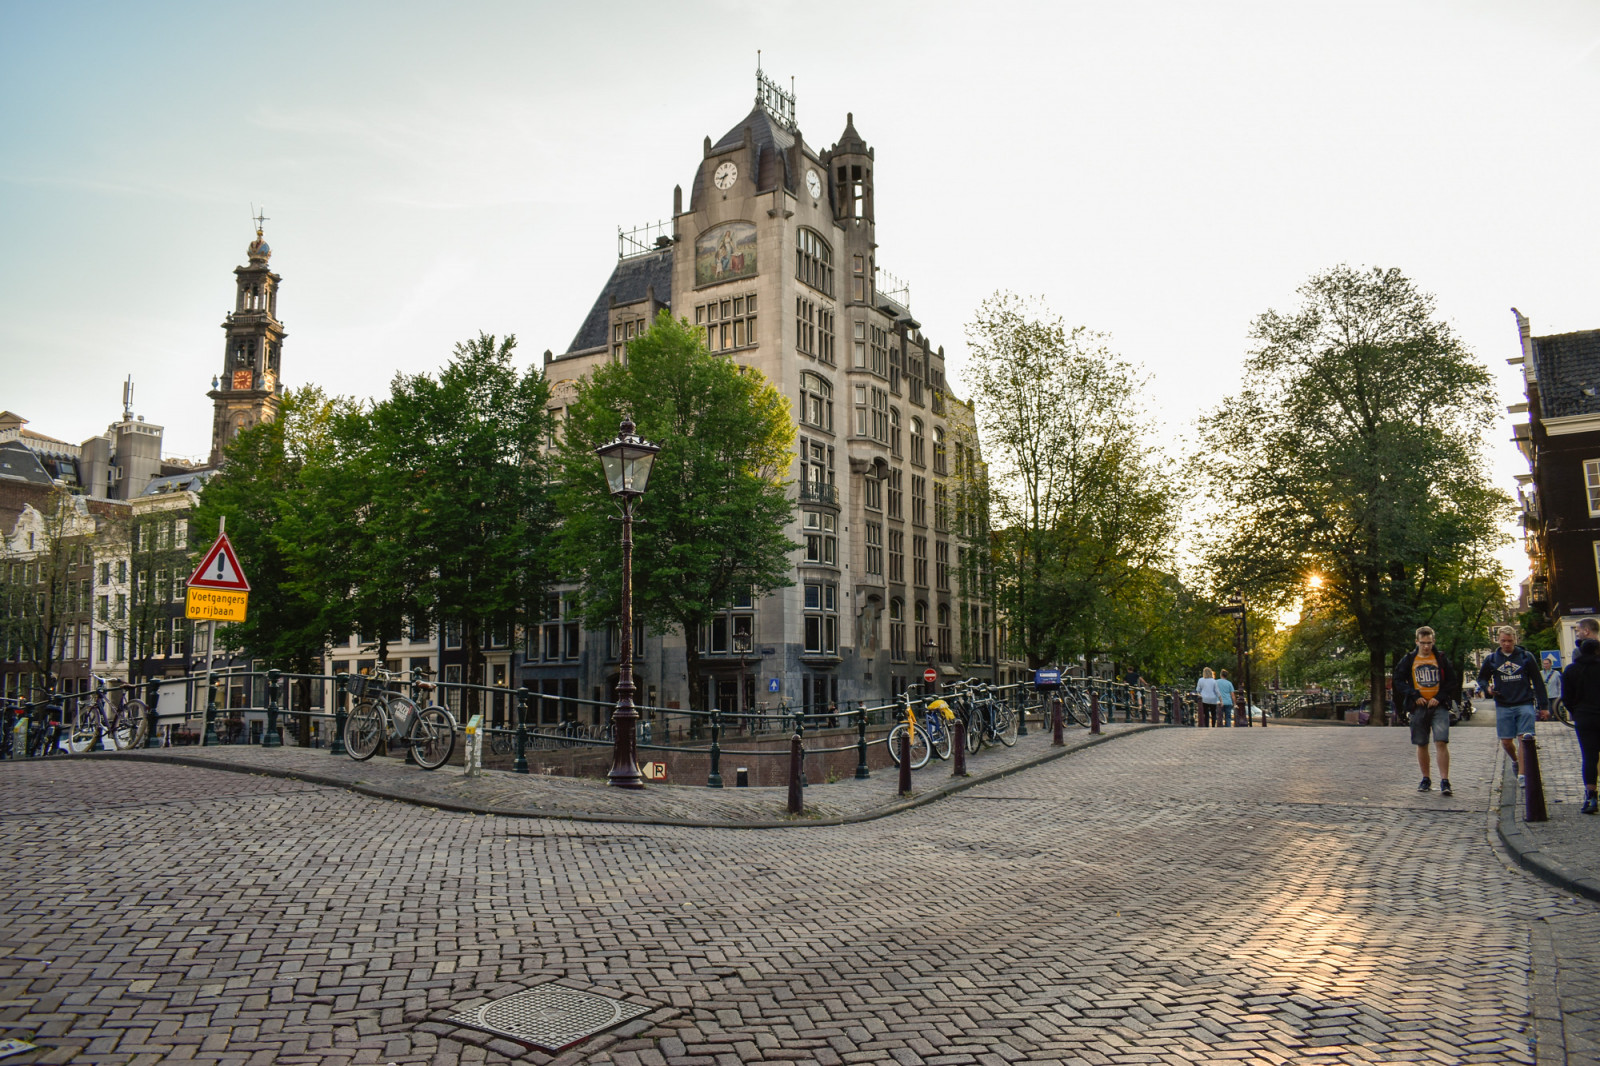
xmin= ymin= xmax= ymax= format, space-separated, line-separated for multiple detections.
xmin=714 ymin=161 xmax=738 ymax=190
xmin=806 ymin=168 xmax=822 ymax=199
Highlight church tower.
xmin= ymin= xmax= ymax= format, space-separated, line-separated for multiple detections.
xmin=207 ymin=216 xmax=285 ymax=465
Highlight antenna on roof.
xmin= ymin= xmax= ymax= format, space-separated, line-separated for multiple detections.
xmin=122 ymin=375 xmax=135 ymax=421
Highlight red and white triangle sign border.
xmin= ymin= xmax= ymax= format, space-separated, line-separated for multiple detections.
xmin=188 ymin=533 xmax=251 ymax=591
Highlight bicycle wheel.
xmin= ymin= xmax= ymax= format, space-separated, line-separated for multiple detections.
xmin=1551 ymin=699 xmax=1572 ymax=727
xmin=409 ymin=706 xmax=456 ymax=770
xmin=69 ymin=705 xmax=102 ymax=754
xmin=887 ymin=723 xmax=911 ymax=765
xmin=112 ymin=699 xmax=148 ymax=750
xmin=927 ymin=716 xmax=953 ymax=761
xmin=994 ymin=703 xmax=1018 ymax=746
xmin=344 ymin=700 xmax=383 ymax=760
xmin=964 ymin=707 xmax=982 ymax=754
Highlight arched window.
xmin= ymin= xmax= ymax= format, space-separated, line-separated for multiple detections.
xmin=795 ymin=227 xmax=833 ymax=296
xmin=889 ymin=597 xmax=906 ymax=662
xmin=933 ymin=427 xmax=947 ymax=474
xmin=800 ymin=371 xmax=833 ymax=432
xmin=890 ymin=408 xmax=901 ymax=456
xmin=910 ymin=418 xmax=925 ymax=467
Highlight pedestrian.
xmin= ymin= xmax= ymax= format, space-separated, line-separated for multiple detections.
xmin=1215 ymin=669 xmax=1236 ymax=729
xmin=1560 ymin=638 xmax=1600 ymax=814
xmin=1394 ymin=626 xmax=1459 ymax=795
xmin=1477 ymin=625 xmax=1549 ymax=788
xmin=1195 ymin=667 xmax=1220 ymax=728
xmin=1578 ymin=617 xmax=1600 ymax=644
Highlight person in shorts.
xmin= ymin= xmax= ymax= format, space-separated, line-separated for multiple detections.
xmin=1477 ymin=625 xmax=1549 ymax=787
xmin=1394 ymin=626 xmax=1459 ymax=795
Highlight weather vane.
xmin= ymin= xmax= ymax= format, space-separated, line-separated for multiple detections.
xmin=251 ymin=204 xmax=269 ymax=236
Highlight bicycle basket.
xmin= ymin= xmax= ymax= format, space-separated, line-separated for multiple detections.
xmin=348 ymin=674 xmax=374 ymax=698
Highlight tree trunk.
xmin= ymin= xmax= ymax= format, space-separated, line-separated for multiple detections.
xmin=1369 ymin=648 xmax=1388 ymax=727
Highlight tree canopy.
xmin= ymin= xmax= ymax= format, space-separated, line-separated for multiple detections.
xmin=1197 ymin=265 xmax=1509 ymax=716
xmin=555 ymin=311 xmax=797 ymax=712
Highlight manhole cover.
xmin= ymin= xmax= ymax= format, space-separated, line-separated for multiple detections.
xmin=447 ymin=984 xmax=651 ymax=1052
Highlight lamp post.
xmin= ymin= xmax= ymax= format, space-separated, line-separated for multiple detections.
xmin=733 ymin=629 xmax=751 ymax=732
xmin=924 ymin=638 xmax=938 ymax=696
xmin=596 ymin=418 xmax=660 ymax=789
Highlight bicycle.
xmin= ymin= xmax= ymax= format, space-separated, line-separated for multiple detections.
xmin=69 ymin=675 xmax=148 ymax=753
xmin=343 ymin=667 xmax=457 ymax=770
xmin=886 ymin=692 xmax=933 ymax=769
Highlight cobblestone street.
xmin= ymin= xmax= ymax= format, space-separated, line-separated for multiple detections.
xmin=0 ymin=724 xmax=1587 ymax=1064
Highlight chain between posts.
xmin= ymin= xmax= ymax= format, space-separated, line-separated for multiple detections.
xmin=330 ymin=673 xmax=348 ymax=756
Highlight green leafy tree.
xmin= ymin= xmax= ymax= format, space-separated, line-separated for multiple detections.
xmin=964 ymin=292 xmax=1177 ymax=670
xmin=555 ymin=311 xmax=797 ymax=712
xmin=364 ymin=333 xmax=557 ymax=716
xmin=1197 ymin=265 xmax=1509 ymax=722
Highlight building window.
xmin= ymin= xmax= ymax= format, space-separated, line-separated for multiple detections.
xmin=889 ymin=529 xmax=905 ymax=583
xmin=912 ymin=475 xmax=927 ymax=528
xmin=870 ymin=325 xmax=889 ymax=377
xmin=1587 ymin=460 xmax=1600 ymax=517
xmin=934 ymin=484 xmax=949 ymax=532
xmin=913 ymin=536 xmax=929 ymax=588
xmin=865 ymin=522 xmax=883 ymax=576
xmin=890 ymin=408 xmax=901 ymax=456
xmin=913 ymin=600 xmax=929 ymax=657
xmin=933 ymin=427 xmax=947 ymax=475
xmin=804 ymin=511 xmax=838 ymax=565
xmin=612 ymin=316 xmax=648 ymax=363
xmin=864 ymin=473 xmax=882 ymax=511
xmin=910 ymin=418 xmax=925 ymax=467
xmin=696 ymin=293 xmax=758 ymax=354
xmin=938 ymin=604 xmax=952 ymax=663
xmin=888 ymin=468 xmax=903 ymax=519
xmin=854 ymin=386 xmax=889 ymax=442
xmin=796 ymin=228 xmax=834 ymax=296
xmin=889 ymin=598 xmax=906 ymax=661
xmin=800 ymin=372 xmax=833 ymax=432
xmin=803 ymin=581 xmax=838 ymax=654
xmin=853 ymin=321 xmax=867 ymax=368
xmin=796 ymin=298 xmax=835 ymax=363
xmin=799 ymin=437 xmax=835 ymax=497
xmin=936 ymin=541 xmax=951 ymax=591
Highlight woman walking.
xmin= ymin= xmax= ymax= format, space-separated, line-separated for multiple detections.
xmin=1561 ymin=638 xmax=1600 ymax=814
xmin=1195 ymin=668 xmax=1221 ymax=728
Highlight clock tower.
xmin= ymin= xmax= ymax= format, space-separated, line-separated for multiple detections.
xmin=207 ymin=217 xmax=285 ymax=465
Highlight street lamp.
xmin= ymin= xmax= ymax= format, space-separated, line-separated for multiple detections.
xmin=924 ymin=637 xmax=938 ymax=696
xmin=596 ymin=417 xmax=660 ymax=789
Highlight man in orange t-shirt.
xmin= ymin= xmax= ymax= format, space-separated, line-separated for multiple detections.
xmin=1393 ymin=625 xmax=1460 ymax=796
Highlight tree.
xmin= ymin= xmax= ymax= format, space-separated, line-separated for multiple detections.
xmin=1197 ymin=265 xmax=1509 ymax=722
xmin=364 ymin=333 xmax=557 ymax=717
xmin=964 ymin=292 xmax=1177 ymax=670
xmin=555 ymin=311 xmax=797 ymax=713
xmin=193 ymin=386 xmax=365 ymax=718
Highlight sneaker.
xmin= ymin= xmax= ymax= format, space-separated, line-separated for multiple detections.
xmin=1583 ymin=794 xmax=1597 ymax=815
xmin=1418 ymin=778 xmax=1432 ymax=792
xmin=1440 ymin=779 xmax=1452 ymax=797
xmin=1518 ymin=774 xmax=1527 ymax=788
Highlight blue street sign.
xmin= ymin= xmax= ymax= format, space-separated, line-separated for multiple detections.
xmin=768 ymin=678 xmax=780 ymax=693
xmin=1034 ymin=668 xmax=1062 ymax=688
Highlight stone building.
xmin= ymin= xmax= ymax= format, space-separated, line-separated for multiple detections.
xmin=532 ymin=72 xmax=998 ymax=719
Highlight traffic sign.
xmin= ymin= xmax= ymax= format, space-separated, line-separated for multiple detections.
xmin=188 ymin=533 xmax=251 ymax=591
xmin=643 ymin=761 xmax=667 ymax=781
xmin=924 ymin=667 xmax=937 ymax=684
xmin=186 ymin=587 xmax=248 ymax=622
xmin=1034 ymin=668 xmax=1062 ymax=688
xmin=768 ymin=678 xmax=780 ymax=693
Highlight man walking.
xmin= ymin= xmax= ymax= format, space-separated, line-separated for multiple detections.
xmin=1395 ymin=626 xmax=1459 ymax=795
xmin=1215 ymin=669 xmax=1237 ymax=728
xmin=1477 ymin=625 xmax=1549 ymax=787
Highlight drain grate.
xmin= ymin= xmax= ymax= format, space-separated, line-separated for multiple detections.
xmin=447 ymin=984 xmax=651 ymax=1052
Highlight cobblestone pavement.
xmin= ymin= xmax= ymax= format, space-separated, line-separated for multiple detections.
xmin=0 ymin=724 xmax=1581 ymax=1064
xmin=92 ymin=721 xmax=1150 ymax=826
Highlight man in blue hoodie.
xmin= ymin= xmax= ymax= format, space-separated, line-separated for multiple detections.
xmin=1477 ymin=625 xmax=1549 ymax=787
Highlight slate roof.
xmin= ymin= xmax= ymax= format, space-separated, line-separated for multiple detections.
xmin=1534 ymin=329 xmax=1600 ymax=419
xmin=0 ymin=441 xmax=53 ymax=485
xmin=565 ymin=248 xmax=674 ymax=355
xmin=704 ymin=104 xmax=802 ymax=198
xmin=140 ymin=469 xmax=215 ymax=497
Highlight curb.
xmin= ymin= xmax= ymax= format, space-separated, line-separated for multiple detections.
xmin=1495 ymin=757 xmax=1600 ymax=902
xmin=102 ymin=723 xmax=1165 ymax=829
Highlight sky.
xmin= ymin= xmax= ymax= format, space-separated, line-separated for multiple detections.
xmin=4 ymin=0 xmax=1599 ymax=589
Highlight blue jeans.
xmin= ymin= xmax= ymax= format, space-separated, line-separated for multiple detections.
xmin=1496 ymin=703 xmax=1537 ymax=741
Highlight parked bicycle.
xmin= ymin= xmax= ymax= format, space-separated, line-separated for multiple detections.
xmin=886 ymin=691 xmax=933 ymax=769
xmin=343 ymin=667 xmax=457 ymax=769
xmin=961 ymin=680 xmax=1017 ymax=751
xmin=68 ymin=675 xmax=148 ymax=753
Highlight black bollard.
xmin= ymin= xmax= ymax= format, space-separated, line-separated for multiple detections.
xmin=204 ymin=673 xmax=221 ymax=746
xmin=952 ymin=716 xmax=968 ymax=778
xmin=330 ymin=674 xmax=348 ymax=756
xmin=854 ymin=704 xmax=870 ymax=780
xmin=144 ymin=677 xmax=163 ymax=748
xmin=1089 ymin=690 xmax=1102 ymax=735
xmin=262 ymin=669 xmax=283 ymax=748
xmin=1052 ymin=697 xmax=1064 ymax=747
xmin=787 ymin=732 xmax=803 ymax=814
xmin=1521 ymin=733 xmax=1548 ymax=823
xmin=897 ymin=730 xmax=912 ymax=796
xmin=514 ymin=687 xmax=530 ymax=774
xmin=708 ymin=709 xmax=724 ymax=789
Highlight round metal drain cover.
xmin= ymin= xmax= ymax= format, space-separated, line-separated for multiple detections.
xmin=448 ymin=984 xmax=651 ymax=1052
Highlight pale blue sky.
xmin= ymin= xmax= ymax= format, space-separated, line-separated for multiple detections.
xmin=4 ymin=1 xmax=1599 ymax=584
